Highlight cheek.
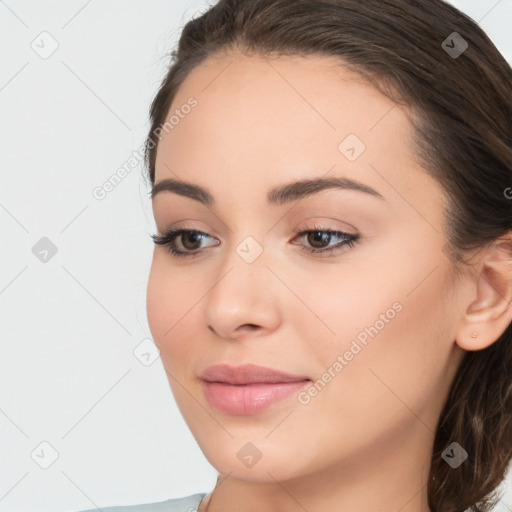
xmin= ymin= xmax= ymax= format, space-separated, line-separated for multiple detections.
xmin=294 ymin=231 xmax=450 ymax=367
xmin=146 ymin=254 xmax=196 ymax=364
xmin=302 ymin=260 xmax=454 ymax=424
xmin=281 ymin=259 xmax=404 ymax=360
xmin=289 ymin=239 xmax=455 ymax=406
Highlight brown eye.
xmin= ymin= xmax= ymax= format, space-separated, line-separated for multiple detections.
xmin=151 ymin=229 xmax=219 ymax=258
xmin=291 ymin=225 xmax=359 ymax=257
xmin=306 ymin=231 xmax=334 ymax=249
xmin=179 ymin=231 xmax=206 ymax=251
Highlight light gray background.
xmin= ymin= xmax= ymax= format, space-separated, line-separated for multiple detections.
xmin=1 ymin=1 xmax=511 ymax=511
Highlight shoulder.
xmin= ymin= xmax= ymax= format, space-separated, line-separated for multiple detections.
xmin=74 ymin=492 xmax=207 ymax=512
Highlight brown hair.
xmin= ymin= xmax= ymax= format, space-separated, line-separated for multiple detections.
xmin=143 ymin=1 xmax=512 ymax=510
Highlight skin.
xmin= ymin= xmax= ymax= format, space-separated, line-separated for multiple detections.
xmin=146 ymin=51 xmax=512 ymax=512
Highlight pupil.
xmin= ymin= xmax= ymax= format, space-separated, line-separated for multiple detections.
xmin=309 ymin=231 xmax=329 ymax=248
xmin=183 ymin=232 xmax=201 ymax=250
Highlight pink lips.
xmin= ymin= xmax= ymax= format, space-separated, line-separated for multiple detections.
xmin=199 ymin=363 xmax=311 ymax=415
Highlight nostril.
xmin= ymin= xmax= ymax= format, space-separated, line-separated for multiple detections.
xmin=242 ymin=324 xmax=259 ymax=331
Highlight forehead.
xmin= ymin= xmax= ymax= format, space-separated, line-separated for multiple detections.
xmin=153 ymin=51 xmax=420 ymax=205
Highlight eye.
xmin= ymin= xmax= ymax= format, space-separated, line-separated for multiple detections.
xmin=151 ymin=228 xmax=218 ymax=258
xmin=291 ymin=224 xmax=359 ymax=257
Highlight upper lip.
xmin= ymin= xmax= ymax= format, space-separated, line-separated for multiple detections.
xmin=199 ymin=363 xmax=311 ymax=385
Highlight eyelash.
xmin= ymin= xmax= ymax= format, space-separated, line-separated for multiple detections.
xmin=151 ymin=224 xmax=359 ymax=259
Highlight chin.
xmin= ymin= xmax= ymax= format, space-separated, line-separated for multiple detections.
xmin=196 ymin=434 xmax=313 ymax=483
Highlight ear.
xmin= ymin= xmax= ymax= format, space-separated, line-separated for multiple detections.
xmin=455 ymin=235 xmax=512 ymax=351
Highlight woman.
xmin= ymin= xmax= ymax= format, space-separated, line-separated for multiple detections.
xmin=79 ymin=0 xmax=512 ymax=510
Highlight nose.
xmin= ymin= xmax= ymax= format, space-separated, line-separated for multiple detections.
xmin=202 ymin=246 xmax=282 ymax=340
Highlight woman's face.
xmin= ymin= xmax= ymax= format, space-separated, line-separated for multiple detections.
xmin=147 ymin=52 xmax=467 ymax=486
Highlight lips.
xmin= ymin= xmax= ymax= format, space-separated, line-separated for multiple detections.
xmin=199 ymin=363 xmax=310 ymax=385
xmin=199 ymin=363 xmax=311 ymax=415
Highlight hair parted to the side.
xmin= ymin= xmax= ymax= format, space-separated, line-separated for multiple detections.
xmin=143 ymin=1 xmax=512 ymax=511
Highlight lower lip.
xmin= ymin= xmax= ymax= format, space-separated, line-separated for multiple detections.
xmin=201 ymin=380 xmax=310 ymax=415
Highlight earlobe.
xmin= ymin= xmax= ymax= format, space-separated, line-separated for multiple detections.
xmin=455 ymin=237 xmax=512 ymax=352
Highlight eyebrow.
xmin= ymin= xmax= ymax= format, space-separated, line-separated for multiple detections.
xmin=151 ymin=176 xmax=384 ymax=206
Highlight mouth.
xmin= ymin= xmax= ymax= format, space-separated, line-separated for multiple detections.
xmin=199 ymin=363 xmax=311 ymax=415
